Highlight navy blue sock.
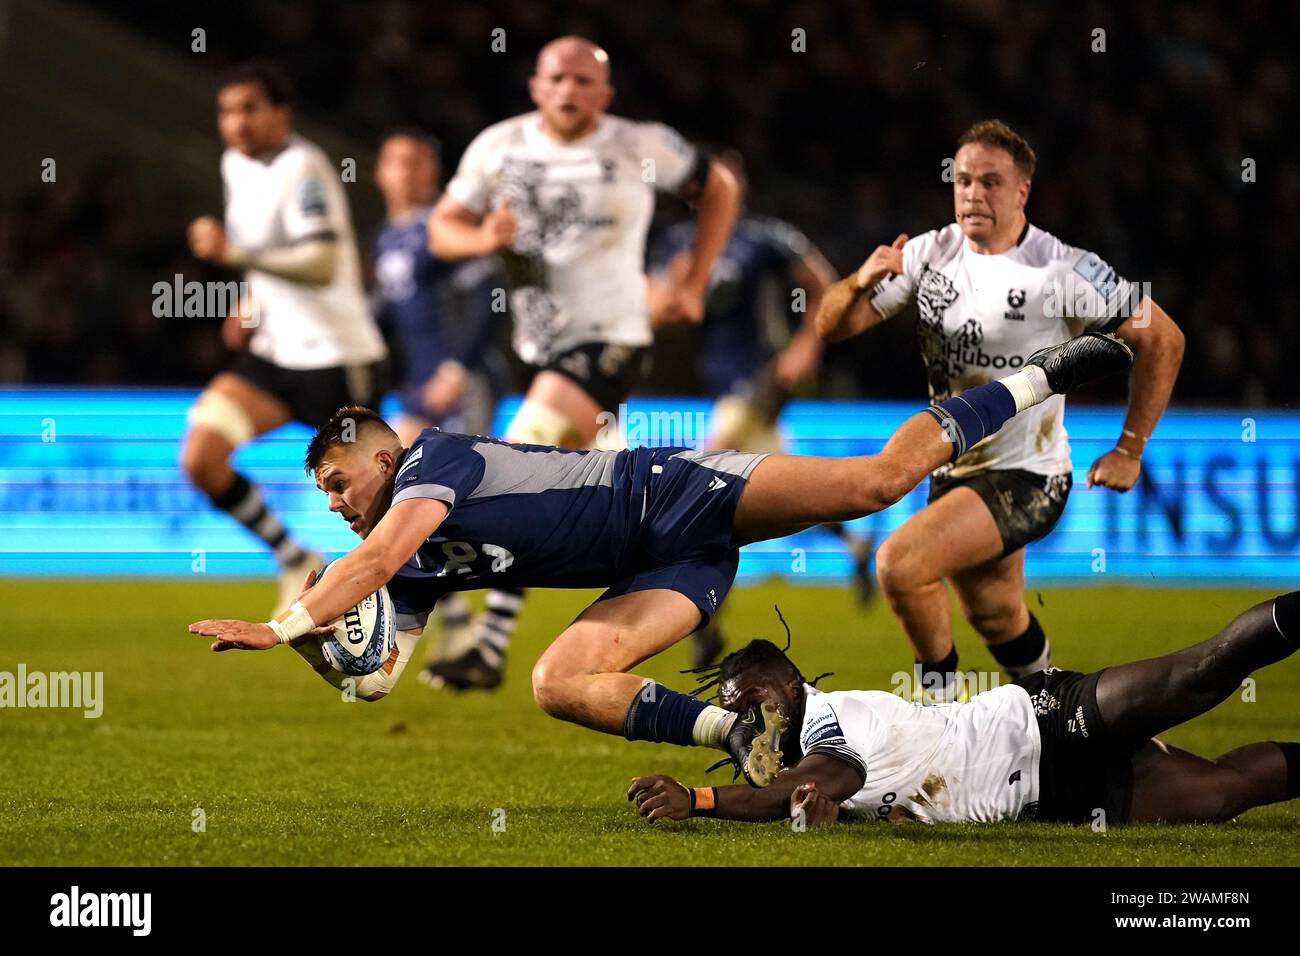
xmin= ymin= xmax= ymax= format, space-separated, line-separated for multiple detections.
xmin=924 ymin=381 xmax=1018 ymax=462
xmin=622 ymin=682 xmax=709 ymax=747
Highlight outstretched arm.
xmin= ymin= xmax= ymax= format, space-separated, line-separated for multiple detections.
xmin=628 ymin=753 xmax=863 ymax=823
xmin=188 ymin=497 xmax=449 ymax=650
xmin=815 ymin=233 xmax=907 ymax=343
xmin=1086 ymin=297 xmax=1184 ymax=491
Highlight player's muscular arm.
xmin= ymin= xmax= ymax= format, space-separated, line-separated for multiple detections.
xmin=188 ymin=498 xmax=448 ymax=650
xmin=815 ymin=233 xmax=907 ymax=343
xmin=297 ymin=498 xmax=449 ymax=626
xmin=681 ymin=161 xmax=742 ymax=291
xmin=658 ymin=162 xmax=742 ymax=324
xmin=428 ymin=194 xmax=514 ymax=260
xmin=188 ymin=217 xmax=338 ymax=285
xmin=772 ymin=250 xmax=836 ymax=388
xmin=227 ymin=238 xmax=337 ymax=286
xmin=1086 ymin=297 xmax=1185 ymax=492
xmin=629 ymin=754 xmax=863 ymax=824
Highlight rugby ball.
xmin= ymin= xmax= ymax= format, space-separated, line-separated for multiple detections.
xmin=312 ymin=560 xmax=397 ymax=676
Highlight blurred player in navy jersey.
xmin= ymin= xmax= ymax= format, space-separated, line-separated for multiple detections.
xmin=427 ymin=36 xmax=741 ymax=688
xmin=372 ymin=128 xmax=506 ymax=680
xmin=182 ymin=62 xmax=388 ymax=614
xmin=648 ymin=148 xmax=873 ymax=665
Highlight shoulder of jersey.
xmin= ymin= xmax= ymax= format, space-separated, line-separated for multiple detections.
xmin=1015 ymin=224 xmax=1078 ymax=268
xmin=468 ymin=112 xmax=534 ymax=152
xmin=905 ymin=224 xmax=963 ymax=266
xmin=273 ymin=134 xmax=333 ymax=178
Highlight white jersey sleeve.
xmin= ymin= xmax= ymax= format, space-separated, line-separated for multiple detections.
xmin=631 ymin=121 xmax=699 ymax=195
xmin=1051 ymin=245 xmax=1138 ymax=333
xmin=444 ymin=122 xmax=509 ymax=217
xmin=799 ymin=689 xmax=871 ymax=779
xmin=278 ymin=150 xmax=339 ymax=244
xmin=867 ymin=228 xmax=961 ymax=320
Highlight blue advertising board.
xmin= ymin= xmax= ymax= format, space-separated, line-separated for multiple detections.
xmin=1 ymin=388 xmax=1296 ymax=584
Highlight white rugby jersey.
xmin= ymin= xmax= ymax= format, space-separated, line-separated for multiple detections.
xmin=445 ymin=112 xmax=700 ymax=364
xmin=799 ymin=683 xmax=1042 ymax=824
xmin=869 ymin=223 xmax=1135 ymax=477
xmin=222 ymin=133 xmax=386 ymax=370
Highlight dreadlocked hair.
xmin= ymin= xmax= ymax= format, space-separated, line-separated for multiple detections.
xmin=683 ymin=605 xmax=834 ymax=702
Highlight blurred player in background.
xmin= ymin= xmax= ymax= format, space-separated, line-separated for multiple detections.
xmin=182 ymin=62 xmax=389 ymax=613
xmin=647 ymin=147 xmax=873 ymax=667
xmin=427 ymin=35 xmax=741 ymax=688
xmin=371 ymin=127 xmax=506 ymax=681
xmin=817 ymin=119 xmax=1184 ymax=700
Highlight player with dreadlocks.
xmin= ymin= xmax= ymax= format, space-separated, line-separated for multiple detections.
xmin=629 ymin=593 xmax=1300 ymax=826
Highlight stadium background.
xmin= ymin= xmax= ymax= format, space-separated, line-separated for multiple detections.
xmin=3 ymin=0 xmax=1300 ymax=868
xmin=2 ymin=0 xmax=1297 ymax=585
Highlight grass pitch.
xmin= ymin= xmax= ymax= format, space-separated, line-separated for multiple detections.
xmin=1 ymin=579 xmax=1297 ymax=866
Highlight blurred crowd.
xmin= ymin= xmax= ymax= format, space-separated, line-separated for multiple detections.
xmin=4 ymin=0 xmax=1296 ymax=406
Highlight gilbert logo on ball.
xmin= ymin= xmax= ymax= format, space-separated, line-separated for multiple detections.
xmin=313 ymin=560 xmax=396 ymax=676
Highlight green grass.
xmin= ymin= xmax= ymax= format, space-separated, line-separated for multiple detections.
xmin=1 ymin=579 xmax=1296 ymax=866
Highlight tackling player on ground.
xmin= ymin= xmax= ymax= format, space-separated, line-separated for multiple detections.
xmin=371 ymin=127 xmax=505 ymax=679
xmin=816 ymin=120 xmax=1185 ymax=700
xmin=425 ymin=35 xmax=742 ymax=689
xmin=182 ymin=62 xmax=389 ymax=613
xmin=189 ymin=330 xmax=1131 ymax=777
xmin=629 ymin=592 xmax=1300 ymax=828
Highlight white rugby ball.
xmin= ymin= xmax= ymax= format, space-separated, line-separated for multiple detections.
xmin=313 ymin=560 xmax=397 ymax=676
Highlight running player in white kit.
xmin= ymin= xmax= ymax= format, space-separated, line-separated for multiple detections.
xmin=629 ymin=591 xmax=1300 ymax=827
xmin=182 ymin=62 xmax=389 ymax=614
xmin=816 ymin=120 xmax=1185 ymax=699
xmin=426 ymin=36 xmax=741 ymax=688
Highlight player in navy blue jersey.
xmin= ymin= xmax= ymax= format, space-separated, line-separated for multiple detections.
xmin=648 ymin=149 xmax=874 ymax=666
xmin=191 ymin=331 xmax=1130 ymax=780
xmin=372 ymin=128 xmax=505 ymax=677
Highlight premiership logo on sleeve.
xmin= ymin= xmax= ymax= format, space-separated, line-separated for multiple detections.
xmin=802 ymin=707 xmax=846 ymax=747
xmin=298 ymin=178 xmax=327 ymax=217
xmin=1072 ymin=253 xmax=1121 ymax=300
xmin=395 ymin=445 xmax=423 ymax=484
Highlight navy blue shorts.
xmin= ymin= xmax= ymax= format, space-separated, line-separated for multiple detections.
xmin=598 ymin=448 xmax=769 ymax=628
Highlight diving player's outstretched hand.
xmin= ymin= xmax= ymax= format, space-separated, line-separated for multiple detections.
xmin=189 ymin=619 xmax=279 ymax=652
xmin=854 ymin=233 xmax=908 ymax=291
xmin=628 ymin=774 xmax=691 ymax=822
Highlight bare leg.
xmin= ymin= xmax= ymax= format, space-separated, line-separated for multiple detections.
xmin=874 ymin=487 xmax=1005 ymax=665
xmin=179 ymin=373 xmax=292 ymax=496
xmin=1128 ymin=739 xmax=1294 ymax=823
xmin=732 ymin=410 xmax=952 ymax=542
xmin=1095 ymin=598 xmax=1298 ymax=742
xmin=530 ymin=589 xmax=702 ymax=733
xmin=521 ymin=370 xmax=604 ymax=445
xmin=950 ymin=548 xmax=1031 ymax=647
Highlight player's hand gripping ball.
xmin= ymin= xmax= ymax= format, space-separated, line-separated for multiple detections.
xmin=311 ymin=561 xmax=397 ymax=676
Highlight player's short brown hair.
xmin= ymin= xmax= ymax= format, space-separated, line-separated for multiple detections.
xmin=304 ymin=405 xmax=394 ymax=475
xmin=957 ymin=119 xmax=1037 ymax=179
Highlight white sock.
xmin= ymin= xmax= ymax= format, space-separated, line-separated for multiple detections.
xmin=1000 ymin=365 xmax=1053 ymax=413
xmin=692 ymin=705 xmax=737 ymax=749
